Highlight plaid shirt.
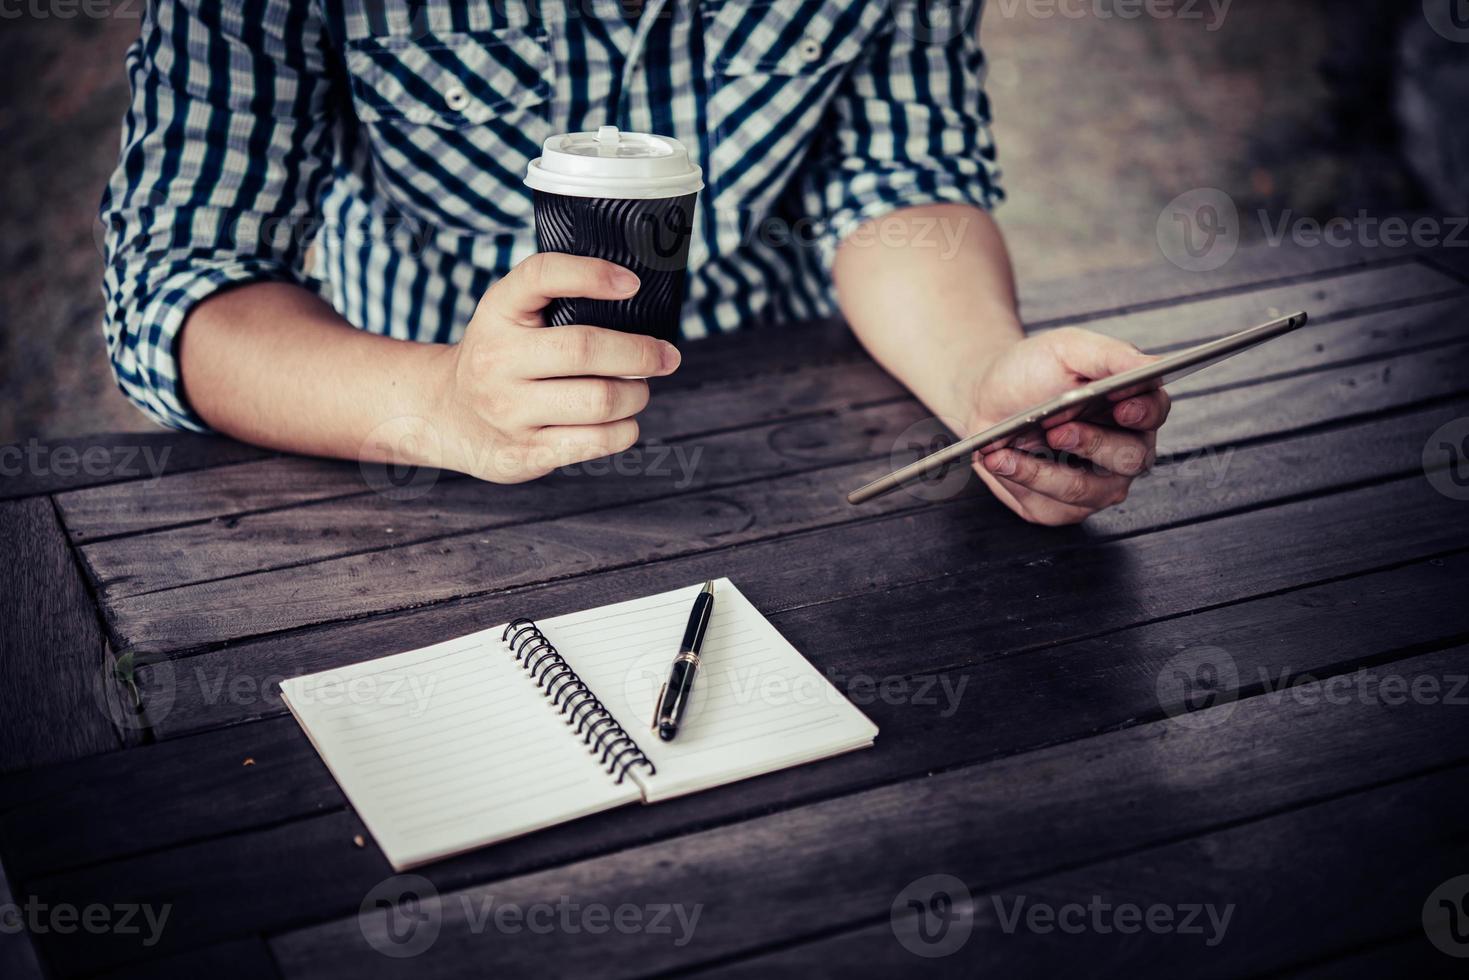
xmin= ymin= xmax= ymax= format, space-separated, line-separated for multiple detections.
xmin=100 ymin=0 xmax=1002 ymax=430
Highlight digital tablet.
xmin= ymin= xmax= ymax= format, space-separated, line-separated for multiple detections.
xmin=846 ymin=311 xmax=1309 ymax=505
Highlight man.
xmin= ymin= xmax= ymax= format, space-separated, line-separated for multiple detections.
xmin=100 ymin=0 xmax=1168 ymax=525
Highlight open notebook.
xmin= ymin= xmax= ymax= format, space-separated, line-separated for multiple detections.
xmin=279 ymin=579 xmax=878 ymax=870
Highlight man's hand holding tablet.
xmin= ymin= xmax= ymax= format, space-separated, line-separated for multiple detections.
xmin=848 ymin=313 xmax=1309 ymax=520
xmin=961 ymin=328 xmax=1175 ymax=525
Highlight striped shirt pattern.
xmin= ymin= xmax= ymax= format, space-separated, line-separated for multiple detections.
xmin=100 ymin=0 xmax=1002 ymax=430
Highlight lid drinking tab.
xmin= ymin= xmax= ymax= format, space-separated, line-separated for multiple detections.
xmin=524 ymin=128 xmax=704 ymax=199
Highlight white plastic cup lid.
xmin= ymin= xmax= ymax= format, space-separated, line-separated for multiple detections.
xmin=524 ymin=126 xmax=704 ymax=200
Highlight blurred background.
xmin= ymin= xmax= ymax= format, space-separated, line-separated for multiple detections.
xmin=1 ymin=0 xmax=1465 ymax=441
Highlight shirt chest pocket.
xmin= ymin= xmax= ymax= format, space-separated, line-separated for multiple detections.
xmin=700 ymin=0 xmax=885 ymax=206
xmin=342 ymin=30 xmax=555 ymax=233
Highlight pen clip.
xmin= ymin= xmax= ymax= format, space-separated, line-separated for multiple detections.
xmin=650 ymin=681 xmax=667 ymax=733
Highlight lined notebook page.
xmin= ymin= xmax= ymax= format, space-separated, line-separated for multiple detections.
xmin=534 ymin=579 xmax=879 ymax=802
xmin=279 ymin=630 xmax=640 ymax=871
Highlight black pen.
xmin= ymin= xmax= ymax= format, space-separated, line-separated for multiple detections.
xmin=653 ymin=580 xmax=714 ymax=741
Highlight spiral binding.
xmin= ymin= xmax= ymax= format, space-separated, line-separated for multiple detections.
xmin=501 ymin=618 xmax=657 ymax=785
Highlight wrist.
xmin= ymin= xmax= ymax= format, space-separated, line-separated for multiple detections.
xmin=367 ymin=340 xmax=459 ymax=472
xmin=948 ymin=327 xmax=1022 ymax=433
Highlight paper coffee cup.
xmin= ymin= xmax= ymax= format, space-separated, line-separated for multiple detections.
xmin=525 ymin=127 xmax=703 ymax=343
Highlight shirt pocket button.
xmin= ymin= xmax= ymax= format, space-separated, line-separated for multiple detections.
xmin=797 ymin=36 xmax=823 ymax=63
xmin=443 ymin=86 xmax=471 ymax=112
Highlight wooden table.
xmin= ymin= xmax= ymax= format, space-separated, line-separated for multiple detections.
xmin=2 ymin=239 xmax=1468 ymax=978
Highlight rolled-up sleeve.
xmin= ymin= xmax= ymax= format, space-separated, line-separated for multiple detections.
xmin=803 ymin=0 xmax=1004 ymax=270
xmin=99 ymin=0 xmax=336 ymax=430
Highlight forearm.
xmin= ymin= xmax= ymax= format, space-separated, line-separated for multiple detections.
xmin=179 ymin=282 xmax=452 ymax=465
xmin=832 ymin=204 xmax=1022 ymax=426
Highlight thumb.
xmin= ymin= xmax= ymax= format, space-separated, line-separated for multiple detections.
xmin=478 ymin=253 xmax=641 ymax=328
xmin=1050 ymin=327 xmax=1155 ymax=381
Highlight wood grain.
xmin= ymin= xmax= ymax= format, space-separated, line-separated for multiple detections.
xmin=26 ymin=641 xmax=1469 ymax=975
xmin=7 ymin=544 xmax=1464 ymax=888
xmin=0 ymin=499 xmax=119 ymax=772
xmin=128 ymin=396 xmax=1469 ymax=736
xmin=689 ymin=766 xmax=1469 ymax=979
xmin=69 ymin=292 xmax=1469 ymax=605
xmin=53 ymin=257 xmax=1461 ymax=546
xmin=95 ymin=336 xmax=1469 ymax=653
xmin=92 ymin=938 xmax=282 ymax=980
xmin=261 ymin=646 xmax=1469 ymax=980
xmin=0 ymin=855 xmax=45 ymax=979
xmin=0 ymin=432 xmax=268 ymax=501
xmin=4 ymin=244 xmax=1464 ymax=978
xmin=1017 ymin=248 xmax=1446 ymax=329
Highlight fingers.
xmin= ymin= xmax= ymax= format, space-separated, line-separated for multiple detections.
xmin=488 ymin=253 xmax=641 ymax=326
xmin=1050 ymin=326 xmax=1156 ymax=381
xmin=522 ymin=325 xmax=680 ymax=380
xmin=1109 ymin=388 xmax=1172 ymax=431
xmin=520 ymin=378 xmax=650 ymax=426
xmin=1044 ymin=421 xmax=1154 ymax=476
xmin=998 ymin=484 xmax=1095 ymax=526
xmin=535 ymin=419 xmax=641 ymax=466
xmin=983 ymin=448 xmax=1132 ymax=511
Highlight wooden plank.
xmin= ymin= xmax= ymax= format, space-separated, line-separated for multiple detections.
xmin=11 ymin=499 xmax=1469 ymax=963
xmin=70 ymin=292 xmax=1469 ymax=602
xmin=77 ymin=400 xmax=923 ymax=601
xmin=92 ymin=938 xmax=281 ymax=980
xmin=129 ymin=397 xmax=1469 ymax=736
xmin=0 ymin=718 xmax=340 ymax=880
xmin=0 ymin=432 xmax=268 ymax=501
xmin=35 ymin=635 xmax=1469 ymax=977
xmin=56 ymin=456 xmax=369 ymax=545
xmin=255 ymin=646 xmax=1469 ymax=979
xmin=53 ymin=258 xmax=1461 ymax=544
xmin=14 ymin=543 xmax=1469 ymax=975
xmin=1162 ymin=293 xmax=1467 ymax=397
xmin=1066 ymin=259 xmax=1460 ymax=351
xmin=1420 ymin=247 xmax=1469 ymax=285
xmin=96 ymin=334 xmax=1469 ymax=653
xmin=52 ymin=357 xmax=908 ymax=544
xmin=7 ymin=542 xmax=1465 ymax=887
xmin=1271 ymin=934 xmax=1454 ymax=978
xmin=1018 ymin=244 xmax=1447 ymax=328
xmin=688 ymin=767 xmax=1469 ymax=979
xmin=0 ymin=856 xmax=45 ymax=979
xmin=0 ymin=498 xmax=119 ymax=772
